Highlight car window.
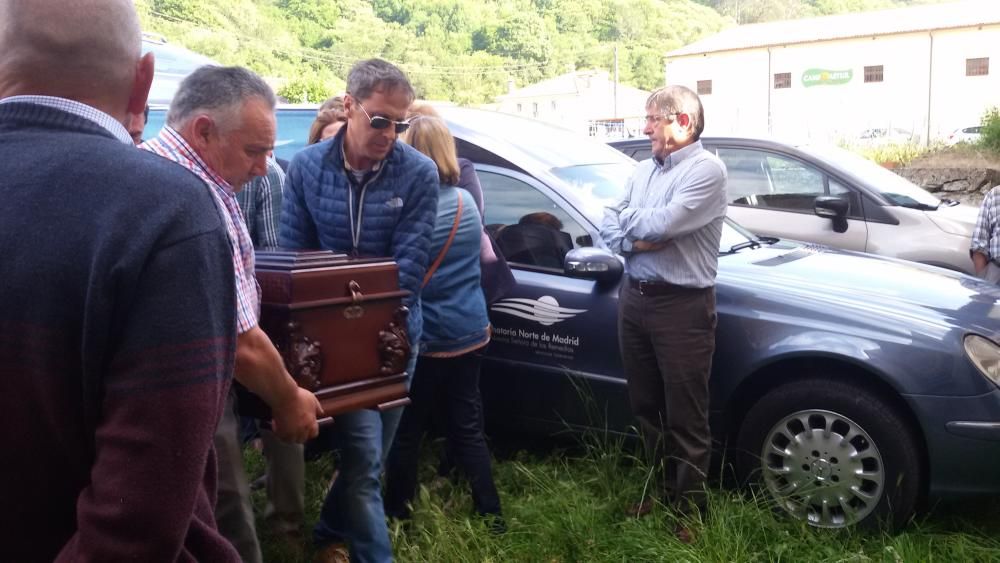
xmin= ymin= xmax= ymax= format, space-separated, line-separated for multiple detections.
xmin=144 ymin=108 xmax=315 ymax=162
xmin=478 ymin=170 xmax=589 ymax=269
xmin=549 ymin=162 xmax=636 ymax=220
xmin=798 ymin=144 xmax=939 ymax=209
xmin=718 ymin=148 xmax=857 ymax=215
xmin=273 ymin=110 xmax=318 ymax=162
xmin=145 ymin=109 xmax=166 ymax=141
xmin=766 ymin=153 xmax=825 ymax=197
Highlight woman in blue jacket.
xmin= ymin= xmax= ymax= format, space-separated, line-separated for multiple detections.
xmin=383 ymin=116 xmax=503 ymax=530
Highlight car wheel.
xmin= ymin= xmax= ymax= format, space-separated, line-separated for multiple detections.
xmin=736 ymin=377 xmax=922 ymax=529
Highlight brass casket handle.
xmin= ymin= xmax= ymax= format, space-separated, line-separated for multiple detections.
xmin=345 ymin=280 xmax=365 ymax=319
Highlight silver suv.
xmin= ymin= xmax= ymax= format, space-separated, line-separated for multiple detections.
xmin=610 ymin=137 xmax=978 ymax=274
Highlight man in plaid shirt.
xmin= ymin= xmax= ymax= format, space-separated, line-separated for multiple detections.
xmin=143 ymin=65 xmax=322 ymax=563
xmin=971 ymin=185 xmax=1000 ymax=284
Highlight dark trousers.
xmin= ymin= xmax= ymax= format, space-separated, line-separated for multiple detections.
xmin=618 ymin=282 xmax=716 ymax=515
xmin=384 ymin=353 xmax=502 ymax=517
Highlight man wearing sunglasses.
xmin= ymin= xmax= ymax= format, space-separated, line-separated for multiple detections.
xmin=281 ymin=58 xmax=439 ymax=563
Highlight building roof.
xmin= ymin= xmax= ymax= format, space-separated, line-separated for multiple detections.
xmin=496 ymin=70 xmax=649 ymax=101
xmin=668 ymin=0 xmax=1000 ymax=58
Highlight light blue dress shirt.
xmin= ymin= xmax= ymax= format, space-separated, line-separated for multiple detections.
xmin=0 ymin=95 xmax=133 ymax=144
xmin=600 ymin=140 xmax=728 ymax=288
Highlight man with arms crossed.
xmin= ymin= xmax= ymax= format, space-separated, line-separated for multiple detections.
xmin=143 ymin=65 xmax=323 ymax=563
xmin=600 ymin=85 xmax=727 ymax=543
xmin=281 ymin=59 xmax=439 ymax=563
xmin=0 ymin=0 xmax=240 ymax=560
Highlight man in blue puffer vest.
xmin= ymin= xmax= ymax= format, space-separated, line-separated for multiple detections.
xmin=280 ymin=59 xmax=438 ymax=563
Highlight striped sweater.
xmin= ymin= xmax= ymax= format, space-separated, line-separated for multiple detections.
xmin=0 ymin=102 xmax=239 ymax=562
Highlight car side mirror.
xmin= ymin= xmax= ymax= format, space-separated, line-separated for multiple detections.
xmin=814 ymin=196 xmax=849 ymax=234
xmin=564 ymin=247 xmax=623 ymax=285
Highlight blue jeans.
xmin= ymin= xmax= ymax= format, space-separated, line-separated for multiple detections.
xmin=312 ymin=350 xmax=414 ymax=563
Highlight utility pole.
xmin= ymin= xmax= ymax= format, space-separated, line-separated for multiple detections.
xmin=613 ymin=44 xmax=619 ymax=119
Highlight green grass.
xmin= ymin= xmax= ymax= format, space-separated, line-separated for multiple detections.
xmin=245 ymin=433 xmax=1000 ymax=562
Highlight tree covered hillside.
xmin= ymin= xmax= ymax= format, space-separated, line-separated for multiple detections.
xmin=138 ymin=0 xmax=948 ymax=104
xmin=138 ymin=0 xmax=727 ymax=103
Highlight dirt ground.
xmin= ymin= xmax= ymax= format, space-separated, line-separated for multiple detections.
xmin=907 ymin=144 xmax=1000 ymax=169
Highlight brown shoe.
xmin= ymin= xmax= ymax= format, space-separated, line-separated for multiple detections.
xmin=314 ymin=543 xmax=350 ymax=563
xmin=625 ymin=497 xmax=656 ymax=518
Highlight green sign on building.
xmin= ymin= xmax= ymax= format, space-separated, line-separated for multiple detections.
xmin=801 ymin=68 xmax=853 ymax=87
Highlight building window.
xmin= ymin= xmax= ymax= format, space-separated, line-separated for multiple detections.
xmin=967 ymin=57 xmax=989 ymax=76
xmin=864 ymin=65 xmax=883 ymax=83
xmin=532 ymin=102 xmax=539 ymax=118
xmin=516 ymin=103 xmax=522 ymax=113
xmin=773 ymin=72 xmax=791 ymax=89
xmin=551 ymin=100 xmax=557 ymax=111
xmin=697 ymin=80 xmax=712 ymax=95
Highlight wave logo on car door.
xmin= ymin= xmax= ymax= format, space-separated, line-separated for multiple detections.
xmin=490 ymin=296 xmax=586 ymax=326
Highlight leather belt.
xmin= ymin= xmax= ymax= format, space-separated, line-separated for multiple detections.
xmin=627 ymin=277 xmax=699 ymax=296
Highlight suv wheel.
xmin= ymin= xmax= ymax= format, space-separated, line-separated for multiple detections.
xmin=736 ymin=377 xmax=922 ymax=529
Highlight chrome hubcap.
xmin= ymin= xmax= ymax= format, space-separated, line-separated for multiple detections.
xmin=760 ymin=409 xmax=884 ymax=528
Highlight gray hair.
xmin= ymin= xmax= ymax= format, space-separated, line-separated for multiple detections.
xmin=346 ymin=59 xmax=414 ymax=104
xmin=646 ymin=85 xmax=705 ymax=140
xmin=167 ymin=66 xmax=276 ymax=132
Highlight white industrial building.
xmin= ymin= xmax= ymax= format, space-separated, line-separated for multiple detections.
xmin=663 ymin=0 xmax=1000 ymax=144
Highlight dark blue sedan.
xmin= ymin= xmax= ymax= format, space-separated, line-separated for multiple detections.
xmin=435 ymin=107 xmax=1000 ymax=530
xmin=148 ymin=103 xmax=1000 ymax=530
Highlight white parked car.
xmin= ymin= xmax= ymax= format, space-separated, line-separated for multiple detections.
xmin=947 ymin=126 xmax=983 ymax=145
xmin=856 ymin=127 xmax=919 ymax=146
xmin=610 ymin=137 xmax=979 ymax=274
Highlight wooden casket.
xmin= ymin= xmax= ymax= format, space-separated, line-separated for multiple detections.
xmin=240 ymin=249 xmax=411 ymax=419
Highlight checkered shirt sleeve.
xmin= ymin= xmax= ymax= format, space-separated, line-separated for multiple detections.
xmin=971 ymin=186 xmax=1000 ymax=263
xmin=141 ymin=128 xmax=260 ymax=334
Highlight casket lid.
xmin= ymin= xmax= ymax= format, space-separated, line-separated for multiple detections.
xmin=255 ymin=249 xmax=350 ymax=271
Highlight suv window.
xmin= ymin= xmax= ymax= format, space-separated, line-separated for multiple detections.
xmin=478 ymin=170 xmax=588 ymax=269
xmin=716 ymin=148 xmax=857 ymax=216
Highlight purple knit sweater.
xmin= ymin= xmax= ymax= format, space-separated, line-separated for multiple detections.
xmin=0 ymin=102 xmax=240 ymax=562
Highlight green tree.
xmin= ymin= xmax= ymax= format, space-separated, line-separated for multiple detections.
xmin=135 ymin=0 xmax=735 ymax=104
xmin=979 ymin=107 xmax=1000 ymax=154
xmin=278 ymin=76 xmax=343 ymax=103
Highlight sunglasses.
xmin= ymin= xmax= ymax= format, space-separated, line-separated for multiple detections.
xmin=355 ymin=100 xmax=411 ymax=133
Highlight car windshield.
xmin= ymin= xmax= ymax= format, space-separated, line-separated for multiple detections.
xmin=550 ymin=162 xmax=762 ymax=254
xmin=799 ymin=144 xmax=940 ymax=209
xmin=551 ymin=163 xmax=634 ymax=206
xmin=142 ymin=39 xmax=218 ymax=105
xmin=143 ymin=40 xmax=216 ymax=76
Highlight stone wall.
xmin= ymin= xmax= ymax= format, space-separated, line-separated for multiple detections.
xmin=896 ymin=167 xmax=999 ymax=205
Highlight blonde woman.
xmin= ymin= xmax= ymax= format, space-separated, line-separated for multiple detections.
xmin=307 ymin=96 xmax=346 ymax=145
xmin=383 ymin=116 xmax=504 ymax=531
